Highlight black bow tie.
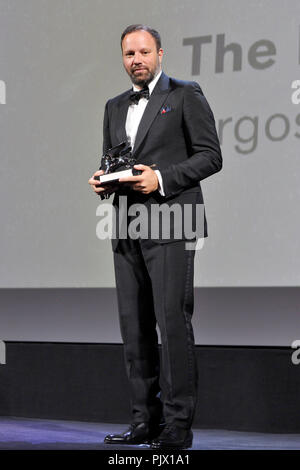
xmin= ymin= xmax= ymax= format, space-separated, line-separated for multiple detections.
xmin=129 ymin=86 xmax=150 ymax=104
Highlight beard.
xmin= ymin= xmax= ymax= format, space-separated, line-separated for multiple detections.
xmin=129 ymin=68 xmax=155 ymax=87
xmin=128 ymin=62 xmax=160 ymax=88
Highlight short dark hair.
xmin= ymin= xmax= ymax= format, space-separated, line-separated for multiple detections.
xmin=121 ymin=24 xmax=162 ymax=51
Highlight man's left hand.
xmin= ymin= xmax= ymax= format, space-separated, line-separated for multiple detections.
xmin=118 ymin=164 xmax=158 ymax=194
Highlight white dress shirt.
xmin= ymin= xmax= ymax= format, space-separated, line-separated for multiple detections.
xmin=125 ymin=70 xmax=165 ymax=195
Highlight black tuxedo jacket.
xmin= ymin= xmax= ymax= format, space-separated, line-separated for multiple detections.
xmin=101 ymin=72 xmax=222 ymax=250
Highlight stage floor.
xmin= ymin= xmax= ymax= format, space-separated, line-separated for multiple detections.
xmin=0 ymin=417 xmax=299 ymax=450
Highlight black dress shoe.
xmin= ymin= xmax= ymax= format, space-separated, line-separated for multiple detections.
xmin=104 ymin=422 xmax=162 ymax=445
xmin=150 ymin=424 xmax=193 ymax=450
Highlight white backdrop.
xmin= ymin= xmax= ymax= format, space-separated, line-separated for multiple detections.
xmin=0 ymin=0 xmax=300 ymax=288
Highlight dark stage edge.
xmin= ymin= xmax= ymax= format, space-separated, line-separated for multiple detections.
xmin=0 ymin=343 xmax=300 ymax=433
xmin=0 ymin=417 xmax=299 ymax=450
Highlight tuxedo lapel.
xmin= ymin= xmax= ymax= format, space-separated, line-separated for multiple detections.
xmin=132 ymin=73 xmax=171 ymax=157
xmin=115 ymin=91 xmax=131 ymax=144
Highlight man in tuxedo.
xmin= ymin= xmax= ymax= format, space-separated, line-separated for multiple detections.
xmin=89 ymin=24 xmax=222 ymax=449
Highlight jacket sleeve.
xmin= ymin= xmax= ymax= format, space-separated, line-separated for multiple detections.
xmin=159 ymin=82 xmax=222 ymax=197
xmin=99 ymin=100 xmax=113 ymax=200
xmin=102 ymin=100 xmax=112 ymax=157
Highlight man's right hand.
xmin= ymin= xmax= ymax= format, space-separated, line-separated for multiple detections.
xmin=88 ymin=170 xmax=119 ymax=197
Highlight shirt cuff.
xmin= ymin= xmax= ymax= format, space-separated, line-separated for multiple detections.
xmin=155 ymin=170 xmax=165 ymax=196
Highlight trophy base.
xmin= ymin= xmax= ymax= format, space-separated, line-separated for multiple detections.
xmin=98 ymin=168 xmax=142 ymax=185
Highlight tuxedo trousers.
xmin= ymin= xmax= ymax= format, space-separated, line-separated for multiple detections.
xmin=113 ymin=236 xmax=198 ymax=430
